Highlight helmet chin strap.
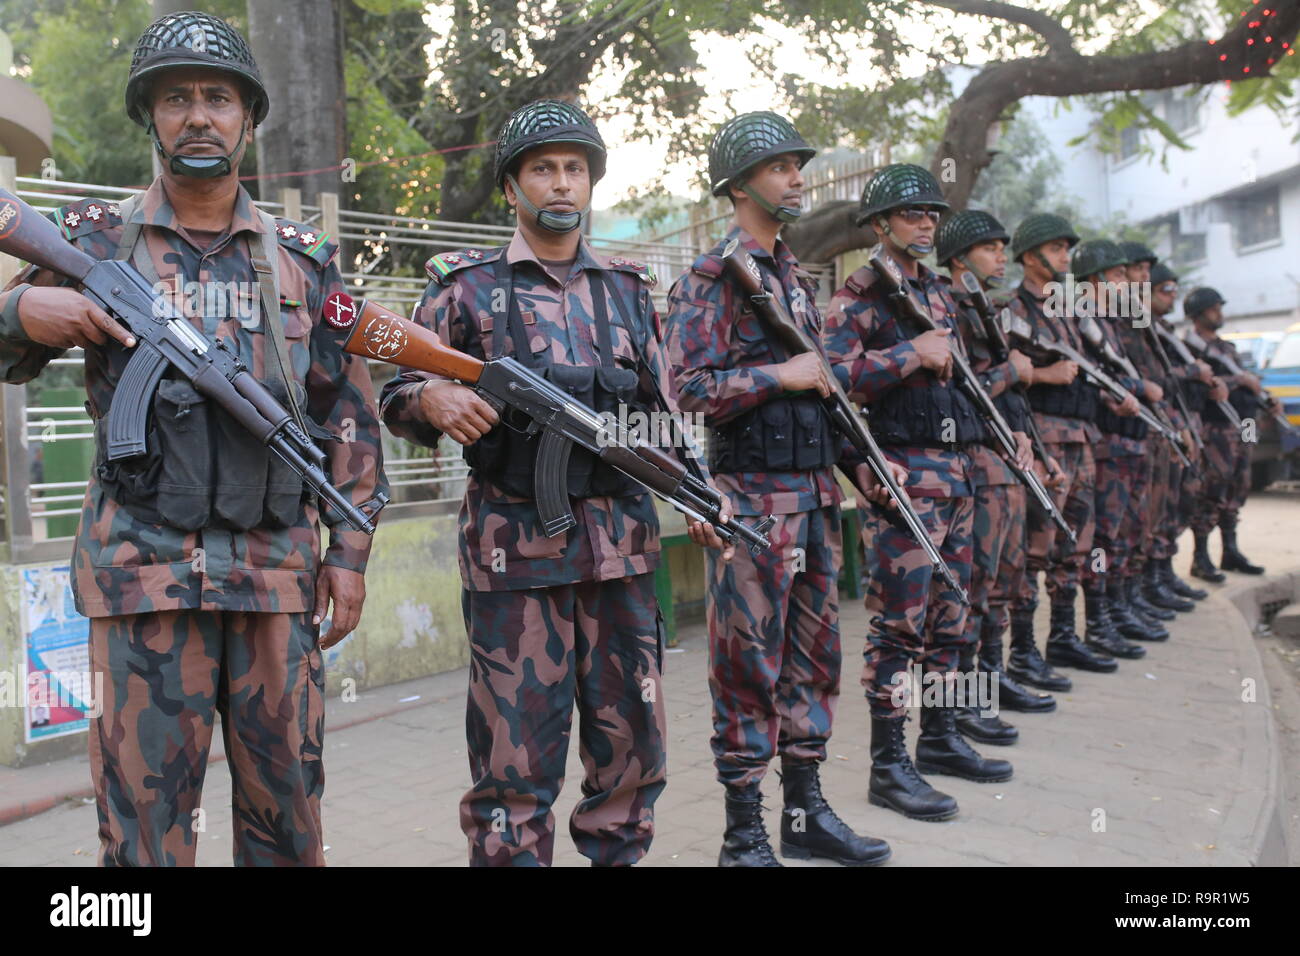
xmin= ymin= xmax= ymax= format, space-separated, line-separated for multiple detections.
xmin=1032 ymin=250 xmax=1066 ymax=285
xmin=151 ymin=119 xmax=249 ymax=179
xmin=507 ymin=175 xmax=589 ymax=234
xmin=740 ymin=183 xmax=802 ymax=224
xmin=877 ymin=217 xmax=930 ymax=259
xmin=956 ymin=254 xmax=1002 ymax=290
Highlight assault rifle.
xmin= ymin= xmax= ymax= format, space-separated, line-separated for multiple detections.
xmin=717 ymin=238 xmax=967 ymax=601
xmin=342 ymin=299 xmax=774 ymax=553
xmin=869 ymin=248 xmax=1075 ymax=545
xmin=1181 ymin=331 xmax=1300 ymax=451
xmin=1153 ymin=325 xmax=1243 ymax=430
xmin=0 ymin=188 xmax=384 ymax=534
xmin=956 ymin=272 xmax=1065 ymax=484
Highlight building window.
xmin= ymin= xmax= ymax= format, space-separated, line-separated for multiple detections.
xmin=1164 ymin=91 xmax=1201 ymax=134
xmin=1226 ymin=185 xmax=1282 ymax=250
xmin=1119 ymin=124 xmax=1141 ymax=161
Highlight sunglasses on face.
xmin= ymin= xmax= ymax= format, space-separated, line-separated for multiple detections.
xmin=894 ymin=207 xmax=942 ymax=225
xmin=1157 ymin=283 xmax=1177 ymax=294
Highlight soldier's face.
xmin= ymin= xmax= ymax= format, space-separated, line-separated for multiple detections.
xmin=149 ymin=67 xmax=252 ymax=160
xmin=1126 ymin=261 xmax=1150 ymax=284
xmin=1035 ymin=239 xmax=1071 ymax=277
xmin=966 ymin=239 xmax=1007 ymax=280
xmin=508 ymin=146 xmax=592 ymax=216
xmin=1199 ymin=305 xmax=1225 ymax=329
xmin=1152 ymin=281 xmax=1178 ymax=315
xmin=735 ymin=152 xmax=805 ymax=210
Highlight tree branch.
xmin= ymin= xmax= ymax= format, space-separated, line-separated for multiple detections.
xmin=921 ymin=0 xmax=1078 ymax=57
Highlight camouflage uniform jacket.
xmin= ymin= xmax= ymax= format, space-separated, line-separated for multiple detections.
xmin=823 ymin=260 xmax=972 ymax=499
xmin=663 ymin=225 xmax=844 ymax=517
xmin=1007 ymin=281 xmax=1102 ymax=446
xmin=0 ymin=178 xmax=386 ymax=618
xmin=1093 ymin=313 xmax=1148 ymax=457
xmin=381 ymin=230 xmax=686 ymax=592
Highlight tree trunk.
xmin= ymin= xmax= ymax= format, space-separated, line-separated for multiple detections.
xmin=246 ymin=0 xmax=346 ymax=208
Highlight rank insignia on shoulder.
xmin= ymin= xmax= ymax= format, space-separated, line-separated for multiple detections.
xmin=607 ymin=255 xmax=656 ymax=286
xmin=275 ymin=218 xmax=337 ymax=267
xmin=54 ymin=198 xmax=124 ymax=240
xmin=689 ymin=254 xmax=724 ymax=279
xmin=426 ymin=247 xmax=498 ymax=283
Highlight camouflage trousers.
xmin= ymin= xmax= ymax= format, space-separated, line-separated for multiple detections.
xmin=1169 ymin=414 xmax=1205 ymax=545
xmin=860 ymin=493 xmax=974 ymax=719
xmin=1139 ymin=437 xmax=1173 ymax=563
xmin=460 ymin=573 xmax=667 ymax=866
xmin=1015 ymin=440 xmax=1096 ymax=611
xmin=706 ymin=506 xmax=841 ymax=788
xmin=1189 ymin=424 xmax=1251 ymax=535
xmin=88 ymin=609 xmax=324 ymax=867
xmin=1084 ymin=450 xmax=1147 ymax=589
xmin=961 ymin=481 xmax=1027 ymax=667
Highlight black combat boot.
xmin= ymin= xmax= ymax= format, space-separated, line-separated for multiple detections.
xmin=1126 ymin=571 xmax=1176 ymax=621
xmin=979 ymin=617 xmax=1056 ymax=713
xmin=1084 ymin=585 xmax=1146 ymax=659
xmin=778 ymin=760 xmax=891 ymax=866
xmin=1143 ymin=561 xmax=1195 ymax=612
xmin=915 ymin=705 xmax=1013 ymax=783
xmin=1189 ymin=531 xmax=1226 ymax=583
xmin=1160 ymin=555 xmax=1207 ymax=601
xmin=718 ymin=783 xmax=782 ymax=867
xmin=1045 ymin=599 xmax=1119 ymax=672
xmin=1108 ymin=577 xmax=1168 ymax=641
xmin=1006 ymin=608 xmax=1073 ymax=692
xmin=1219 ymin=517 xmax=1265 ymax=575
xmin=868 ymin=716 xmax=958 ymax=822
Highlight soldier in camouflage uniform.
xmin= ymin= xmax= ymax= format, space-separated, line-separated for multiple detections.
xmin=1004 ymin=215 xmax=1116 ymax=683
xmin=1070 ymin=240 xmax=1161 ymax=657
xmin=825 ymin=164 xmax=1013 ymax=824
xmin=936 ymin=210 xmax=1058 ymax=746
xmin=0 ymin=12 xmax=387 ymax=865
xmin=1147 ymin=265 xmax=1215 ymax=596
xmin=381 ymin=100 xmax=729 ymax=867
xmin=1114 ymin=242 xmax=1196 ymax=618
xmin=664 ymin=112 xmax=891 ymax=867
xmin=1185 ymin=287 xmax=1269 ymax=578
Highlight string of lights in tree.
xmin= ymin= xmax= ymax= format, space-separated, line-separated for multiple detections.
xmin=1208 ymin=0 xmax=1294 ymax=87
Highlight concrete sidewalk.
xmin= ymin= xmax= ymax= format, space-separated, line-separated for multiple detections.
xmin=1 ymin=493 xmax=1296 ymax=866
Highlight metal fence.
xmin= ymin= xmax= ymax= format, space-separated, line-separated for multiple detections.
xmin=0 ymin=167 xmax=837 ymax=564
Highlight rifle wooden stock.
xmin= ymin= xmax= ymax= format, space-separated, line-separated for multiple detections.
xmin=344 ymin=299 xmax=486 ymax=384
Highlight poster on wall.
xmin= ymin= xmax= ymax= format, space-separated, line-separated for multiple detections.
xmin=22 ymin=565 xmax=94 ymax=743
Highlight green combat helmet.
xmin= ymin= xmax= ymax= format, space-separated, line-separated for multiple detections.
xmin=935 ymin=209 xmax=1010 ymax=288
xmin=1010 ymin=213 xmax=1079 ymax=264
xmin=126 ymin=10 xmax=267 ymax=178
xmin=1118 ymin=240 xmax=1157 ymax=267
xmin=1150 ymin=262 xmax=1178 ymax=285
xmin=857 ymin=163 xmax=948 ymax=258
xmin=708 ymin=111 xmax=816 ymax=223
xmin=1071 ymin=238 xmax=1128 ymax=280
xmin=493 ymin=100 xmax=607 ymax=234
xmin=1184 ymin=286 xmax=1226 ymax=318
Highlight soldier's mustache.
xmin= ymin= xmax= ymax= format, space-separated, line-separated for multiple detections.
xmin=174 ymin=133 xmax=225 ymax=149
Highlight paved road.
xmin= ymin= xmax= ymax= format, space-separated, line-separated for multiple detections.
xmin=2 ymin=491 xmax=1297 ymax=866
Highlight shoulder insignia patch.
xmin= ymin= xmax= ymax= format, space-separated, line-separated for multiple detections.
xmin=606 ymin=255 xmax=656 ymax=287
xmin=426 ymin=247 xmax=501 ymax=284
xmin=843 ymin=266 xmax=878 ymax=298
xmin=54 ymin=198 xmax=124 ymax=241
xmin=274 ymin=218 xmax=338 ymax=267
xmin=690 ymin=253 xmax=724 ymax=279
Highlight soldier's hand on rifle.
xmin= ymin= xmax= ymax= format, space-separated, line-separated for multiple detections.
xmin=855 ymin=460 xmax=908 ymax=510
xmin=1110 ymin=393 xmax=1140 ymax=417
xmin=1142 ymin=380 xmax=1164 ymax=403
xmin=315 ymin=566 xmax=366 ymax=649
xmin=1012 ymin=431 xmax=1034 ymax=472
xmin=1036 ymin=360 xmax=1078 ymax=386
xmin=1209 ymin=378 xmax=1229 ymax=402
xmin=1241 ymin=372 xmax=1263 ymax=395
xmin=912 ymin=328 xmax=953 ymax=381
xmin=418 ymin=379 xmax=500 ymax=445
xmin=1193 ymin=360 xmax=1214 ymax=385
xmin=1009 ymin=349 xmax=1034 ymax=385
xmin=17 ymin=287 xmax=136 ymax=350
xmin=776 ymin=352 xmax=832 ymax=397
xmin=1043 ymin=454 xmax=1068 ymax=490
xmin=687 ymin=493 xmax=734 ymax=561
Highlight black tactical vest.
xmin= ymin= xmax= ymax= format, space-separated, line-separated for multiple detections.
xmin=1019 ymin=288 xmax=1099 ymax=423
